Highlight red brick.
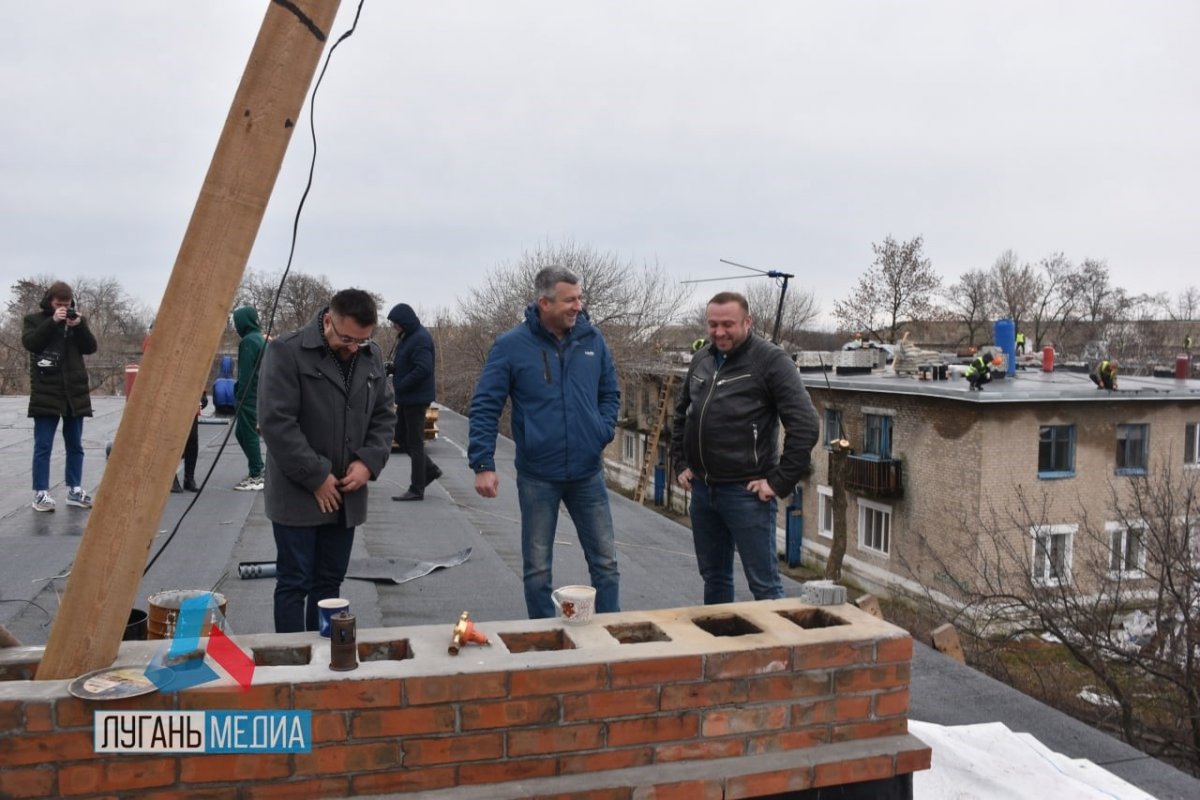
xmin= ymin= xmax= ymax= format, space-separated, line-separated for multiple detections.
xmin=403 ymin=671 xmax=508 ymax=705
xmin=179 ymin=683 xmax=291 ymax=711
xmin=402 ymin=732 xmax=504 ymax=765
xmin=534 ymin=791 xmax=631 ymax=800
xmin=747 ymin=727 xmax=830 ymax=753
xmin=0 ymin=731 xmax=98 ymax=767
xmin=143 ymin=788 xmax=239 ymax=800
xmin=876 ymin=636 xmax=913 ymax=664
xmin=812 ymin=753 xmax=895 ymax=787
xmin=0 ymin=699 xmax=23 ymax=732
xmin=510 ymin=664 xmax=608 ymax=696
xmin=58 ymin=758 xmax=176 ymax=796
xmin=352 ymin=767 xmax=457 ymax=795
xmin=792 ymin=640 xmax=873 ymax=670
xmin=24 ymin=703 xmax=54 ymax=733
xmin=659 ymin=679 xmax=747 ymax=710
xmin=632 ymin=779 xmax=723 ymax=800
xmin=459 ymin=757 xmax=559 ymax=784
xmin=56 ymin=692 xmax=176 ymax=729
xmin=705 ymin=646 xmax=791 ymax=679
xmin=655 ymin=737 xmax=744 ymax=763
xmin=244 ymin=777 xmax=350 ymax=799
xmin=350 ymin=705 xmax=455 ymax=737
xmin=610 ymin=656 xmax=703 ymax=687
xmin=293 ymin=741 xmax=403 ymax=775
xmin=180 ymin=753 xmax=290 ymax=782
xmin=833 ymin=663 xmax=910 ymax=693
xmin=508 ymin=723 xmax=603 ymax=756
xmin=874 ymin=688 xmax=910 ymax=718
xmin=746 ymin=672 xmax=831 ymax=702
xmin=0 ymin=766 xmax=55 ymax=799
xmin=608 ymin=713 xmax=698 ymax=746
xmin=896 ymin=745 xmax=933 ymax=774
xmin=793 ymin=695 xmax=872 ymax=725
xmin=702 ymin=705 xmax=789 ymax=736
xmin=312 ymin=711 xmax=349 ymax=743
xmin=832 ymin=718 xmax=908 ymax=742
xmin=293 ymin=678 xmax=400 ymax=711
xmin=726 ymin=766 xmax=814 ymax=798
xmin=559 ymin=747 xmax=654 ymax=774
xmin=461 ymin=697 xmax=560 ymax=730
xmin=563 ymin=688 xmax=658 ymax=721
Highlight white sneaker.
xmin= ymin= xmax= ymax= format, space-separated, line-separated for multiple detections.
xmin=32 ymin=491 xmax=55 ymax=512
xmin=234 ymin=475 xmax=265 ymax=492
xmin=66 ymin=487 xmax=93 ymax=509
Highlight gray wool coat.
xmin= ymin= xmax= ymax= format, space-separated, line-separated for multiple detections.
xmin=258 ymin=313 xmax=396 ymax=528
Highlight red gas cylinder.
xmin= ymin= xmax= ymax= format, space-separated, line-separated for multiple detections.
xmin=1178 ymin=355 xmax=1191 ymax=379
xmin=1042 ymin=346 xmax=1055 ymax=373
xmin=124 ymin=364 xmax=139 ymax=397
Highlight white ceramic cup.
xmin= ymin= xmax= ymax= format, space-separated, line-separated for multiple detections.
xmin=317 ymin=598 xmax=350 ymax=638
xmin=551 ymin=585 xmax=596 ymax=625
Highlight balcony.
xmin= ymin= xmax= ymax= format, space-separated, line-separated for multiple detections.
xmin=845 ymin=454 xmax=904 ymax=499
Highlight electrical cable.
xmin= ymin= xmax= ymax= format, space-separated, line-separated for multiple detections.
xmin=142 ymin=0 xmax=368 ymax=578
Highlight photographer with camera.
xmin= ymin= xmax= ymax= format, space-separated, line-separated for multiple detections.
xmin=22 ymin=281 xmax=98 ymax=512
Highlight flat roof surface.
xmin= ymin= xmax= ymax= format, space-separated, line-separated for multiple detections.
xmin=0 ymin=396 xmax=1196 ymax=798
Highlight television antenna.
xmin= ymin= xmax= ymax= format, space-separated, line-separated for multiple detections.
xmin=683 ymin=259 xmax=795 ymax=344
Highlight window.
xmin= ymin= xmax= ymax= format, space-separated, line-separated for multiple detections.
xmin=858 ymin=499 xmax=891 ymax=556
xmin=817 ymin=485 xmax=834 ymax=539
xmin=1186 ymin=423 xmax=1199 ymax=467
xmin=863 ymin=414 xmax=892 ymax=459
xmin=1031 ymin=524 xmax=1075 ymax=586
xmin=1115 ymin=424 xmax=1149 ymax=475
xmin=824 ymin=409 xmax=843 ymax=448
xmin=1038 ymin=425 xmax=1075 ymax=478
xmin=622 ymin=431 xmax=638 ymax=464
xmin=1107 ymin=523 xmax=1146 ymax=578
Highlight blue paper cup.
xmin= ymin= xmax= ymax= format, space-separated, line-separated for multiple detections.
xmin=317 ymin=598 xmax=350 ymax=637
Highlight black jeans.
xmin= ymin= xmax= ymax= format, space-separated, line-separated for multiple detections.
xmin=271 ymin=522 xmax=355 ymax=633
xmin=181 ymin=416 xmax=198 ymax=480
xmin=395 ymin=404 xmax=439 ymax=494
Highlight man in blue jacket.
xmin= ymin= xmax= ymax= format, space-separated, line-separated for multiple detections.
xmin=388 ymin=303 xmax=442 ymax=501
xmin=469 ymin=266 xmax=621 ymax=619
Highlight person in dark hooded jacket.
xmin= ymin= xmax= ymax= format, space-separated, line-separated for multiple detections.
xmin=22 ymin=281 xmax=98 ymax=512
xmin=387 ymin=303 xmax=442 ymax=501
xmin=232 ymin=306 xmax=266 ymax=490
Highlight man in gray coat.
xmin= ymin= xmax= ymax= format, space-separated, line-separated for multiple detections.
xmin=258 ymin=289 xmax=396 ymax=633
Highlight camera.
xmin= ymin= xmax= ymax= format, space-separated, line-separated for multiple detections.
xmin=66 ymin=308 xmax=78 ymax=320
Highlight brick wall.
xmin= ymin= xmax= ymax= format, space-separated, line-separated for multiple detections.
xmin=0 ymin=599 xmax=928 ymax=798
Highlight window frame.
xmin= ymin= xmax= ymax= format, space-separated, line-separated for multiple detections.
xmin=857 ymin=498 xmax=892 ymax=557
xmin=1037 ymin=424 xmax=1076 ymax=479
xmin=824 ymin=408 xmax=843 ymax=449
xmin=1105 ymin=521 xmax=1147 ymax=579
xmin=1030 ymin=524 xmax=1075 ymax=587
xmin=1185 ymin=422 xmax=1200 ymax=468
xmin=621 ymin=431 xmax=638 ymax=464
xmin=1115 ymin=423 xmax=1150 ymax=476
xmin=862 ymin=414 xmax=893 ymax=460
xmin=817 ymin=485 xmax=834 ymax=539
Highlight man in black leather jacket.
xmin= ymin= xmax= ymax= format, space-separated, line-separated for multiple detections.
xmin=670 ymin=291 xmax=819 ymax=604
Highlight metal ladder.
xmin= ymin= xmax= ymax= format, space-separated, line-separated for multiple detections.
xmin=633 ymin=373 xmax=677 ymax=504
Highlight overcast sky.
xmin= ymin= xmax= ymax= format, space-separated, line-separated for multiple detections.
xmin=3 ymin=1 xmax=1196 ymax=328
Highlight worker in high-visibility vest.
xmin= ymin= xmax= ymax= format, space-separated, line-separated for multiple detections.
xmin=1090 ymin=359 xmax=1118 ymax=390
xmin=964 ymin=351 xmax=1001 ymax=391
xmin=1015 ymin=331 xmax=1026 ymax=355
xmin=692 ymin=337 xmax=707 ymax=352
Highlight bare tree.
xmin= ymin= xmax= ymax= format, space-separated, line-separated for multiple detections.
xmin=1026 ymin=253 xmax=1081 ymax=353
xmin=443 ymin=240 xmax=691 ymax=416
xmin=832 ymin=235 xmax=941 ymax=343
xmin=987 ymin=249 xmax=1037 ymax=333
xmin=687 ymin=280 xmax=820 ymax=348
xmin=900 ymin=463 xmax=1200 ymax=775
xmin=1067 ymin=259 xmax=1131 ymax=349
xmin=234 ymin=270 xmax=386 ymax=338
xmin=944 ymin=269 xmax=992 ymax=347
xmin=1158 ymin=285 xmax=1200 ymax=323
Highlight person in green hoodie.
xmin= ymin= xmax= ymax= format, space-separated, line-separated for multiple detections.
xmin=233 ymin=306 xmax=266 ymax=491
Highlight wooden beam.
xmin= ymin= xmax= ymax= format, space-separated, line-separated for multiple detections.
xmin=37 ymin=0 xmax=342 ymax=680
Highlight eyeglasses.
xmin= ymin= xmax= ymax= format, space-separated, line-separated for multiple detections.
xmin=326 ymin=314 xmax=373 ymax=346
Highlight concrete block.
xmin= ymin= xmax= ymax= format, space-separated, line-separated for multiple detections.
xmin=931 ymin=623 xmax=966 ymax=664
xmin=799 ymin=581 xmax=847 ymax=606
xmin=854 ymin=594 xmax=884 ymax=619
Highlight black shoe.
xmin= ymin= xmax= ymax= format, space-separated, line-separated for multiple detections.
xmin=171 ymin=476 xmax=183 ymax=493
xmin=423 ymin=467 xmax=443 ymax=488
xmin=392 ymin=491 xmax=424 ymax=502
xmin=183 ymin=478 xmax=199 ymax=492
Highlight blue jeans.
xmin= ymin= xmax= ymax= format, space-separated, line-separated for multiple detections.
xmin=689 ymin=481 xmax=784 ymax=604
xmin=516 ymin=469 xmax=620 ymax=619
xmin=272 ymin=522 xmax=355 ymax=633
xmin=32 ymin=415 xmax=85 ymax=491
